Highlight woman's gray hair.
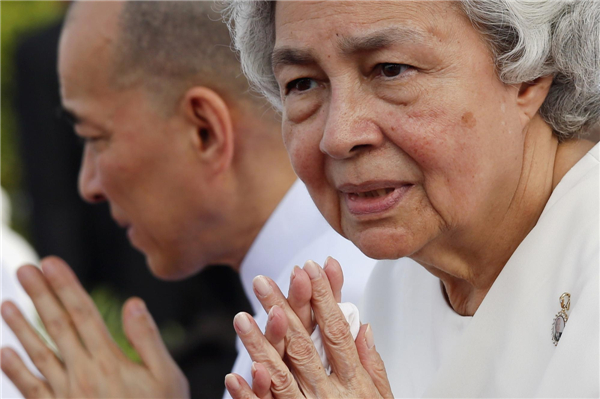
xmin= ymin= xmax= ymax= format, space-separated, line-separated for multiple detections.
xmin=223 ymin=0 xmax=600 ymax=140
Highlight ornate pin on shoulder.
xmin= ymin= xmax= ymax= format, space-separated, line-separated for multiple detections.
xmin=552 ymin=292 xmax=570 ymax=346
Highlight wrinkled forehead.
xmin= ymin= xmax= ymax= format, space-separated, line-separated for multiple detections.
xmin=273 ymin=1 xmax=464 ymax=57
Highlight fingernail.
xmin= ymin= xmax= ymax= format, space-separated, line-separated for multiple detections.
xmin=267 ymin=306 xmax=275 ymax=322
xmin=129 ymin=300 xmax=146 ymax=317
xmin=1 ymin=347 xmax=14 ymax=361
xmin=224 ymin=374 xmax=240 ymax=391
xmin=290 ymin=265 xmax=300 ymax=284
xmin=324 ymin=256 xmax=333 ymax=270
xmin=303 ymin=260 xmax=321 ymax=280
xmin=1 ymin=302 xmax=15 ymax=319
xmin=234 ymin=312 xmax=252 ymax=334
xmin=16 ymin=266 xmax=36 ymax=283
xmin=365 ymin=323 xmax=375 ymax=349
xmin=253 ymin=275 xmax=272 ymax=297
xmin=251 ymin=362 xmax=258 ymax=379
xmin=41 ymin=257 xmax=62 ymax=276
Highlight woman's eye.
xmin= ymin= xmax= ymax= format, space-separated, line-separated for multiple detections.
xmin=286 ymin=78 xmax=318 ymax=94
xmin=379 ymin=63 xmax=410 ymax=78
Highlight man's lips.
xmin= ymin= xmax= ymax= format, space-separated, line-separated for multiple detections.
xmin=110 ymin=214 xmax=141 ymax=247
xmin=338 ymin=181 xmax=413 ymax=216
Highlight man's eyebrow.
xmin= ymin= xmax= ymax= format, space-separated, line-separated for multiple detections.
xmin=272 ymin=48 xmax=316 ymax=74
xmin=338 ymin=27 xmax=429 ymax=55
xmin=56 ymin=106 xmax=81 ymax=126
xmin=56 ymin=106 xmax=108 ymax=134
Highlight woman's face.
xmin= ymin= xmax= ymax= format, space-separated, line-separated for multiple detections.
xmin=274 ymin=1 xmax=527 ymax=261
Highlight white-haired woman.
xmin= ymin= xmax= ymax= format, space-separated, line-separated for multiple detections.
xmin=223 ymin=1 xmax=599 ymax=398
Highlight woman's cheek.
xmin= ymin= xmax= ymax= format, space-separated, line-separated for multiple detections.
xmin=284 ymin=125 xmax=322 ymax=184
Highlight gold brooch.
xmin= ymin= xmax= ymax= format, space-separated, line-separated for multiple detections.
xmin=552 ymin=292 xmax=570 ymax=346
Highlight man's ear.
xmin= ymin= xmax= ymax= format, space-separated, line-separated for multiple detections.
xmin=181 ymin=87 xmax=234 ymax=174
xmin=516 ymin=74 xmax=553 ymax=126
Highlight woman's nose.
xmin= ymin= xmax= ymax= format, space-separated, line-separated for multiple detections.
xmin=319 ymin=93 xmax=384 ymax=159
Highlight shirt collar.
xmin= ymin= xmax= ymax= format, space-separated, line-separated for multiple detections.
xmin=239 ymin=179 xmax=331 ymax=315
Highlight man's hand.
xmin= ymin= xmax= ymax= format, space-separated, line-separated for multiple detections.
xmin=0 ymin=256 xmax=190 ymax=398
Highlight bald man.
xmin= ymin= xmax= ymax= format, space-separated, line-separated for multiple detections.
xmin=0 ymin=2 xmax=377 ymax=397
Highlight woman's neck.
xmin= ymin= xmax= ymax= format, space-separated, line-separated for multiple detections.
xmin=415 ymin=121 xmax=593 ymax=316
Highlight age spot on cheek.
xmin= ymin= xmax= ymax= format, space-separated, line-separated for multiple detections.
xmin=461 ymin=111 xmax=476 ymax=129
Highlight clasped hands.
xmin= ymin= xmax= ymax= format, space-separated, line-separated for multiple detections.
xmin=0 ymin=256 xmax=189 ymax=398
xmin=1 ymin=256 xmax=392 ymax=399
xmin=225 ymin=257 xmax=393 ymax=399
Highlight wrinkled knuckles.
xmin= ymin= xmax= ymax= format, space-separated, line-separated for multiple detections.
xmin=286 ymin=333 xmax=319 ymax=365
xmin=269 ymin=368 xmax=296 ymax=396
xmin=322 ymin=318 xmax=351 ymax=343
xmin=242 ymin=335 xmax=266 ymax=357
xmin=311 ymin=283 xmax=333 ymax=303
xmin=370 ymin=359 xmax=387 ymax=378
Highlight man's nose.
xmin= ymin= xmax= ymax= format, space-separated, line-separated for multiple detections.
xmin=319 ymin=91 xmax=384 ymax=159
xmin=78 ymin=146 xmax=106 ymax=204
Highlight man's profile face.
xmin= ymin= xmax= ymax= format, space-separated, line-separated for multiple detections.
xmin=58 ymin=2 xmax=212 ymax=279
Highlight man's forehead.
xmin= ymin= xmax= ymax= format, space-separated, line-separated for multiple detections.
xmin=59 ymin=1 xmax=123 ymax=74
xmin=61 ymin=3 xmax=121 ymax=53
xmin=59 ymin=2 xmax=124 ymax=100
xmin=66 ymin=1 xmax=123 ymax=29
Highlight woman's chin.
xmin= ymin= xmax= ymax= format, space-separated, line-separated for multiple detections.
xmin=350 ymin=229 xmax=420 ymax=260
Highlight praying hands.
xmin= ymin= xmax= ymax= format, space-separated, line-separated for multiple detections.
xmin=0 ymin=256 xmax=190 ymax=398
xmin=225 ymin=258 xmax=394 ymax=399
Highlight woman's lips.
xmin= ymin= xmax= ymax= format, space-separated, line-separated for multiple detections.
xmin=343 ymin=184 xmax=413 ymax=215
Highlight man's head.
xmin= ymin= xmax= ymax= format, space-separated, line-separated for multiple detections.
xmin=59 ymin=1 xmax=295 ymax=279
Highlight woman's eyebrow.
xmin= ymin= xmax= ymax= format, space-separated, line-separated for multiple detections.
xmin=272 ymin=48 xmax=316 ymax=74
xmin=272 ymin=27 xmax=431 ymax=73
xmin=337 ymin=27 xmax=430 ymax=55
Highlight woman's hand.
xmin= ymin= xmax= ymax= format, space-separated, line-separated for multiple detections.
xmin=225 ymin=258 xmax=393 ymax=399
xmin=0 ymin=256 xmax=190 ymax=398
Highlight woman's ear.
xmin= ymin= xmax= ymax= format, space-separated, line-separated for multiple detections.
xmin=516 ymin=74 xmax=553 ymax=126
xmin=181 ymin=87 xmax=235 ymax=174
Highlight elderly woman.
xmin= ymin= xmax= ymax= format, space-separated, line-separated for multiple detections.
xmin=222 ymin=1 xmax=600 ymax=398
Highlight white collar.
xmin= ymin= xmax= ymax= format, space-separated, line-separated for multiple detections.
xmin=239 ymin=180 xmax=331 ymax=315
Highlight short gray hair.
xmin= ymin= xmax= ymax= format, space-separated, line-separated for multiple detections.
xmin=223 ymin=0 xmax=600 ymax=140
xmin=113 ymin=1 xmax=255 ymax=112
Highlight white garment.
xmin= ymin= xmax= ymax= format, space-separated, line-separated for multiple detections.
xmin=1 ymin=188 xmax=40 ymax=399
xmin=1 ymin=188 xmax=38 ymax=318
xmin=361 ymin=259 xmax=471 ymax=398
xmin=363 ymin=144 xmax=599 ymax=397
xmin=311 ymin=302 xmax=360 ymax=375
xmin=225 ymin=180 xmax=378 ymax=398
xmin=1 ymin=267 xmax=41 ymax=399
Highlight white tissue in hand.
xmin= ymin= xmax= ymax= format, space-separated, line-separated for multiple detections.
xmin=309 ymin=302 xmax=360 ymax=375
